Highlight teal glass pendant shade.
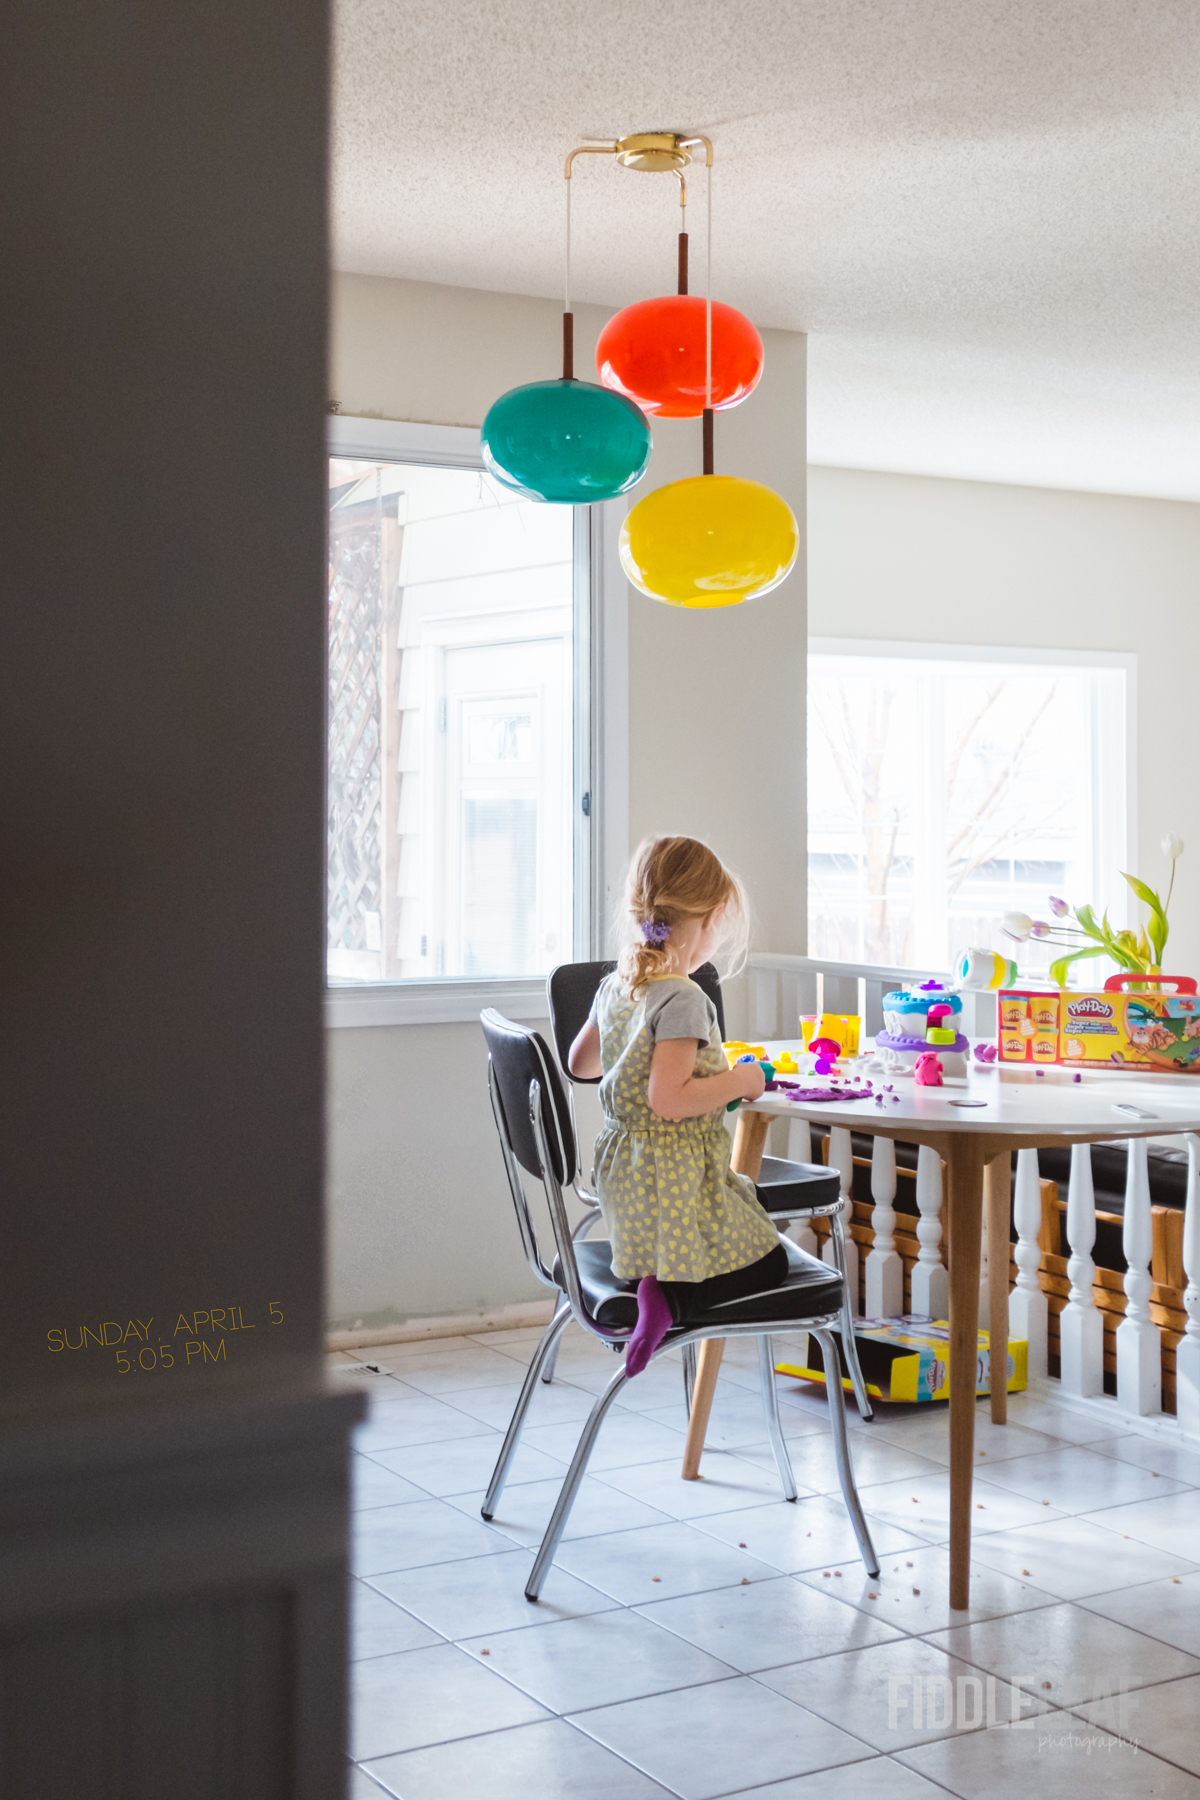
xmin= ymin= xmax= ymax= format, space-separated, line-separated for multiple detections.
xmin=481 ymin=379 xmax=652 ymax=503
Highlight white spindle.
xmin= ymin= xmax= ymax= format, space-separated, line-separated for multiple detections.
xmin=1178 ymin=1133 xmax=1200 ymax=1434
xmin=1059 ymin=1142 xmax=1104 ymax=1398
xmin=1116 ymin=1137 xmax=1161 ymax=1415
xmin=784 ymin=1118 xmax=818 ymax=1257
xmin=865 ymin=1136 xmax=903 ymax=1317
xmin=910 ymin=1145 xmax=949 ymax=1319
xmin=1008 ymin=1149 xmax=1048 ymax=1377
xmin=823 ymin=1125 xmax=859 ymax=1317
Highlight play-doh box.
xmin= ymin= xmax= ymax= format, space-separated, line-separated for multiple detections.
xmin=997 ymin=974 xmax=1200 ymax=1073
xmin=776 ymin=1320 xmax=1027 ymax=1403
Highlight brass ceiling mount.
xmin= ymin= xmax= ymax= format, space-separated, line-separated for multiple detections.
xmin=564 ymin=132 xmax=713 ymax=180
xmin=614 ymin=132 xmax=693 ymax=174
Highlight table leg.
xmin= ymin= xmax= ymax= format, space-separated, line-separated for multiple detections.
xmin=681 ymin=1339 xmax=725 ymax=1478
xmin=985 ymin=1153 xmax=1012 ymax=1426
xmin=946 ymin=1136 xmax=985 ymax=1611
xmin=680 ymin=1108 xmax=771 ymax=1479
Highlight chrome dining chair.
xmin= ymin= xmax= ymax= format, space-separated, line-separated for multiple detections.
xmin=546 ymin=959 xmax=875 ymax=1421
xmin=480 ymin=1006 xmax=880 ymax=1600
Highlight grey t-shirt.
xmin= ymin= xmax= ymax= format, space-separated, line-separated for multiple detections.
xmin=590 ymin=973 xmax=717 ymax=1048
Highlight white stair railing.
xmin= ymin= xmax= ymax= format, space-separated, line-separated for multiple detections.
xmin=1116 ymin=1138 xmax=1161 ymax=1415
xmin=910 ymin=1145 xmax=949 ymax=1319
xmin=1059 ymin=1143 xmax=1104 ymax=1398
xmin=1009 ymin=1148 xmax=1048 ymax=1377
xmin=783 ymin=1118 xmax=819 ymax=1257
xmin=1178 ymin=1134 xmax=1200 ymax=1434
xmin=825 ymin=1126 xmax=859 ymax=1316
xmin=865 ymin=1136 xmax=903 ymax=1317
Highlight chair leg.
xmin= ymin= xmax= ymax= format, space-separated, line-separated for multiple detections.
xmin=482 ymin=1299 xmax=571 ymax=1520
xmin=682 ymin=1341 xmax=697 ymax=1414
xmin=541 ymin=1209 xmax=601 ymax=1385
xmin=830 ymin=1208 xmax=874 ymax=1420
xmin=812 ymin=1326 xmax=879 ymax=1577
xmin=758 ymin=1333 xmax=798 ymax=1502
xmin=526 ymin=1359 xmax=629 ymax=1601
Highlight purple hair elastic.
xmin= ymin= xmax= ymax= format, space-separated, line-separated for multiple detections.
xmin=640 ymin=920 xmax=671 ymax=945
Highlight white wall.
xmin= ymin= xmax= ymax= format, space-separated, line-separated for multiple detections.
xmin=808 ymin=464 xmax=1200 ymax=973
xmin=326 ymin=273 xmax=807 ymax=1331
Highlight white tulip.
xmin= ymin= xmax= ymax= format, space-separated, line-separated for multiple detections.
xmin=1001 ymin=912 xmax=1033 ymax=942
xmin=1163 ymin=832 xmax=1185 ymax=861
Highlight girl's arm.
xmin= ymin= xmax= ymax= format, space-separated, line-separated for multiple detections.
xmin=648 ymin=1038 xmax=765 ymax=1120
xmin=568 ymin=1019 xmax=602 ymax=1079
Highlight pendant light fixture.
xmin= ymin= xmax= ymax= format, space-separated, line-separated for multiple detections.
xmin=595 ymin=166 xmax=763 ymax=419
xmin=480 ymin=147 xmax=652 ymax=503
xmin=616 ymin=139 xmax=798 ymax=607
xmin=483 ymin=131 xmax=797 ymax=607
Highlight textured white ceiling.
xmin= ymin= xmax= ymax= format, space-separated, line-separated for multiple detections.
xmin=333 ymin=1 xmax=1200 ymax=498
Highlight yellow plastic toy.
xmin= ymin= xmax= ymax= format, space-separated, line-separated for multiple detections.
xmin=773 ymin=1051 xmax=799 ymax=1074
xmin=722 ymin=1040 xmax=767 ymax=1065
xmin=620 ymin=475 xmax=799 ymax=608
xmin=817 ymin=1013 xmax=861 ymax=1057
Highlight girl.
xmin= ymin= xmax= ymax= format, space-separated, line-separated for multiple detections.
xmin=568 ymin=836 xmax=787 ymax=1375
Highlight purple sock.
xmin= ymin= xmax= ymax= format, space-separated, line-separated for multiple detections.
xmin=625 ymin=1276 xmax=673 ymax=1377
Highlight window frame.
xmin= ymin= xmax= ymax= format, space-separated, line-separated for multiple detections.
xmin=807 ymin=635 xmax=1138 ymax=967
xmin=324 ymin=415 xmax=619 ymax=1027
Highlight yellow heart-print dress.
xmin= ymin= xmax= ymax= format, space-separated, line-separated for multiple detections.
xmin=588 ymin=971 xmax=781 ymax=1282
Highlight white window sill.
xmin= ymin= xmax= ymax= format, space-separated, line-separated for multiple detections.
xmin=324 ymin=978 xmax=548 ymax=1028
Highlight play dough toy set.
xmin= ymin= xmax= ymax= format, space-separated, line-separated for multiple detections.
xmin=776 ymin=1319 xmax=1028 ymax=1404
xmin=997 ymin=974 xmax=1200 ymax=1073
xmin=875 ymin=981 xmax=970 ymax=1076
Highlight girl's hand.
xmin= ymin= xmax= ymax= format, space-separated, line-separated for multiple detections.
xmin=735 ymin=1058 xmax=767 ymax=1101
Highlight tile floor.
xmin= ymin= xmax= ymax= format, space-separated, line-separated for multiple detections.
xmin=334 ymin=1326 xmax=1200 ymax=1800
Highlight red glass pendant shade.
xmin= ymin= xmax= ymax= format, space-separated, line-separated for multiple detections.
xmin=596 ymin=295 xmax=763 ymax=418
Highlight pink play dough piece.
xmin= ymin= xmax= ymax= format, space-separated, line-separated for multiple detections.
xmin=913 ymin=1052 xmax=944 ymax=1087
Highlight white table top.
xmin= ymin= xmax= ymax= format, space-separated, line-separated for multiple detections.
xmin=746 ymin=1039 xmax=1200 ymax=1143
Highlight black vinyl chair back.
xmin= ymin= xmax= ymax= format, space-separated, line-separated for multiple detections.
xmin=481 ymin=1009 xmax=576 ymax=1185
xmin=481 ymin=1007 xmax=618 ymax=1338
xmin=547 ymin=959 xmax=727 ymax=1082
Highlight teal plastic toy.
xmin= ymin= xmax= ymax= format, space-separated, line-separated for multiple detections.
xmin=727 ymin=1054 xmax=775 ymax=1112
xmin=481 ymin=379 xmax=652 ymax=504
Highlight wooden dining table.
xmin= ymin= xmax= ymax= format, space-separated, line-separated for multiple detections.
xmin=681 ymin=1052 xmax=1200 ymax=1608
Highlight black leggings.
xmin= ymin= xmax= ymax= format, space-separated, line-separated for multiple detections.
xmin=661 ymin=1241 xmax=789 ymax=1326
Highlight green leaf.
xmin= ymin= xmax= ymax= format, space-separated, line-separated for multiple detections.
xmin=1049 ymin=944 xmax=1117 ymax=988
xmin=1122 ymin=871 xmax=1170 ymax=965
xmin=1074 ymin=903 xmax=1102 ymax=940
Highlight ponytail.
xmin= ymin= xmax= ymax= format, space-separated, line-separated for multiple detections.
xmin=616 ymin=836 xmax=749 ymax=998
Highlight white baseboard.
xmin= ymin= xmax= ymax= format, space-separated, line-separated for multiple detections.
xmin=326 ymin=1298 xmax=557 ymax=1352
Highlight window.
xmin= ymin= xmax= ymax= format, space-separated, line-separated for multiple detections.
xmin=807 ymin=640 xmax=1132 ymax=975
xmin=326 ymin=428 xmax=588 ymax=986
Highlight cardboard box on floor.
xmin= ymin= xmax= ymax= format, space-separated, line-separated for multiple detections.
xmin=776 ymin=1319 xmax=1028 ymax=1403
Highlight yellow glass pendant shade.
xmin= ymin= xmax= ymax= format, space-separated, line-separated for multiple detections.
xmin=620 ymin=474 xmax=798 ymax=608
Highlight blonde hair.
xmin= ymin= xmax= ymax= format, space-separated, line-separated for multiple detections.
xmin=617 ymin=836 xmax=750 ymax=997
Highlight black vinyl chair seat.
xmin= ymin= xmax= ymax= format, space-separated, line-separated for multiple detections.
xmin=554 ymin=1236 xmax=845 ymax=1332
xmin=754 ymin=1156 xmax=841 ymax=1215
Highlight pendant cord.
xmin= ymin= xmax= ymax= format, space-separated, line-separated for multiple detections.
xmin=703 ymin=158 xmax=713 ymax=472
xmin=705 ymin=159 xmax=712 ymax=409
xmin=563 ymin=174 xmax=573 ymax=379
